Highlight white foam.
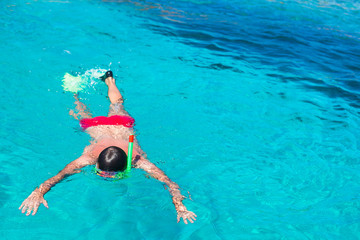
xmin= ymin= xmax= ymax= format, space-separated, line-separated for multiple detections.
xmin=62 ymin=68 xmax=108 ymax=93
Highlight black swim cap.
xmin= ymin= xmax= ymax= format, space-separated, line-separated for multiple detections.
xmin=98 ymin=146 xmax=127 ymax=172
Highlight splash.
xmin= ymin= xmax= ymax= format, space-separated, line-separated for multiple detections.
xmin=61 ymin=68 xmax=107 ymax=93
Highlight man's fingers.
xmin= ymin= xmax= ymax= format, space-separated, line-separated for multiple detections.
xmin=32 ymin=202 xmax=40 ymax=215
xmin=32 ymin=207 xmax=38 ymax=215
xmin=183 ymin=218 xmax=188 ymax=224
xmin=21 ymin=205 xmax=27 ymax=214
xmin=43 ymin=199 xmax=49 ymax=208
xmin=26 ymin=207 xmax=32 ymax=216
xmin=188 ymin=218 xmax=194 ymax=224
xmin=20 ymin=201 xmax=47 ymax=216
xmin=19 ymin=198 xmax=30 ymax=210
xmin=27 ymin=201 xmax=37 ymax=216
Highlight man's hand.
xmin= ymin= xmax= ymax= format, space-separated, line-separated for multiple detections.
xmin=19 ymin=188 xmax=49 ymax=216
xmin=177 ymin=209 xmax=197 ymax=224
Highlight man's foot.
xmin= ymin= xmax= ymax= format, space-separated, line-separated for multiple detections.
xmin=100 ymin=70 xmax=113 ymax=82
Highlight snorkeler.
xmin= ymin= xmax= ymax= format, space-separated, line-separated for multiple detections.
xmin=19 ymin=71 xmax=197 ymax=224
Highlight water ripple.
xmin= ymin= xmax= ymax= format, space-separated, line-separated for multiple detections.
xmin=139 ymin=0 xmax=360 ymax=110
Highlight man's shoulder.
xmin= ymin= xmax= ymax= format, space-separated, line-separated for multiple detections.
xmin=77 ymin=153 xmax=97 ymax=165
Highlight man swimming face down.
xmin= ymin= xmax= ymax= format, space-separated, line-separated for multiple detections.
xmin=19 ymin=71 xmax=197 ymax=224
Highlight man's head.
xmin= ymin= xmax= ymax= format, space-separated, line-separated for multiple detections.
xmin=97 ymin=146 xmax=127 ymax=172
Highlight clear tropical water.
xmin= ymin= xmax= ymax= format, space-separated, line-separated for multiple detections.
xmin=1 ymin=0 xmax=360 ymax=239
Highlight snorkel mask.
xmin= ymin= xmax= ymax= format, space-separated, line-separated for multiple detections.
xmin=95 ymin=135 xmax=134 ymax=179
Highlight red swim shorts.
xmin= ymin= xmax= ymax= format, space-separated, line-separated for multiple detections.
xmin=80 ymin=115 xmax=135 ymax=130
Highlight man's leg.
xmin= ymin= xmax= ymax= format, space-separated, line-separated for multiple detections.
xmin=69 ymin=94 xmax=93 ymax=120
xmin=105 ymin=77 xmax=123 ymax=105
xmin=105 ymin=75 xmax=131 ymax=117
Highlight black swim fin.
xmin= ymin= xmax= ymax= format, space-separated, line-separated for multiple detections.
xmin=100 ymin=70 xmax=113 ymax=81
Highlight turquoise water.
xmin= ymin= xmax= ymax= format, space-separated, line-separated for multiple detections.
xmin=1 ymin=0 xmax=360 ymax=239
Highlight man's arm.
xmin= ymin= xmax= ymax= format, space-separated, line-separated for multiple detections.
xmin=19 ymin=154 xmax=95 ymax=216
xmin=135 ymin=158 xmax=197 ymax=224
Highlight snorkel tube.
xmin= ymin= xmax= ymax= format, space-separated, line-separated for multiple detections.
xmin=126 ymin=134 xmax=134 ymax=173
